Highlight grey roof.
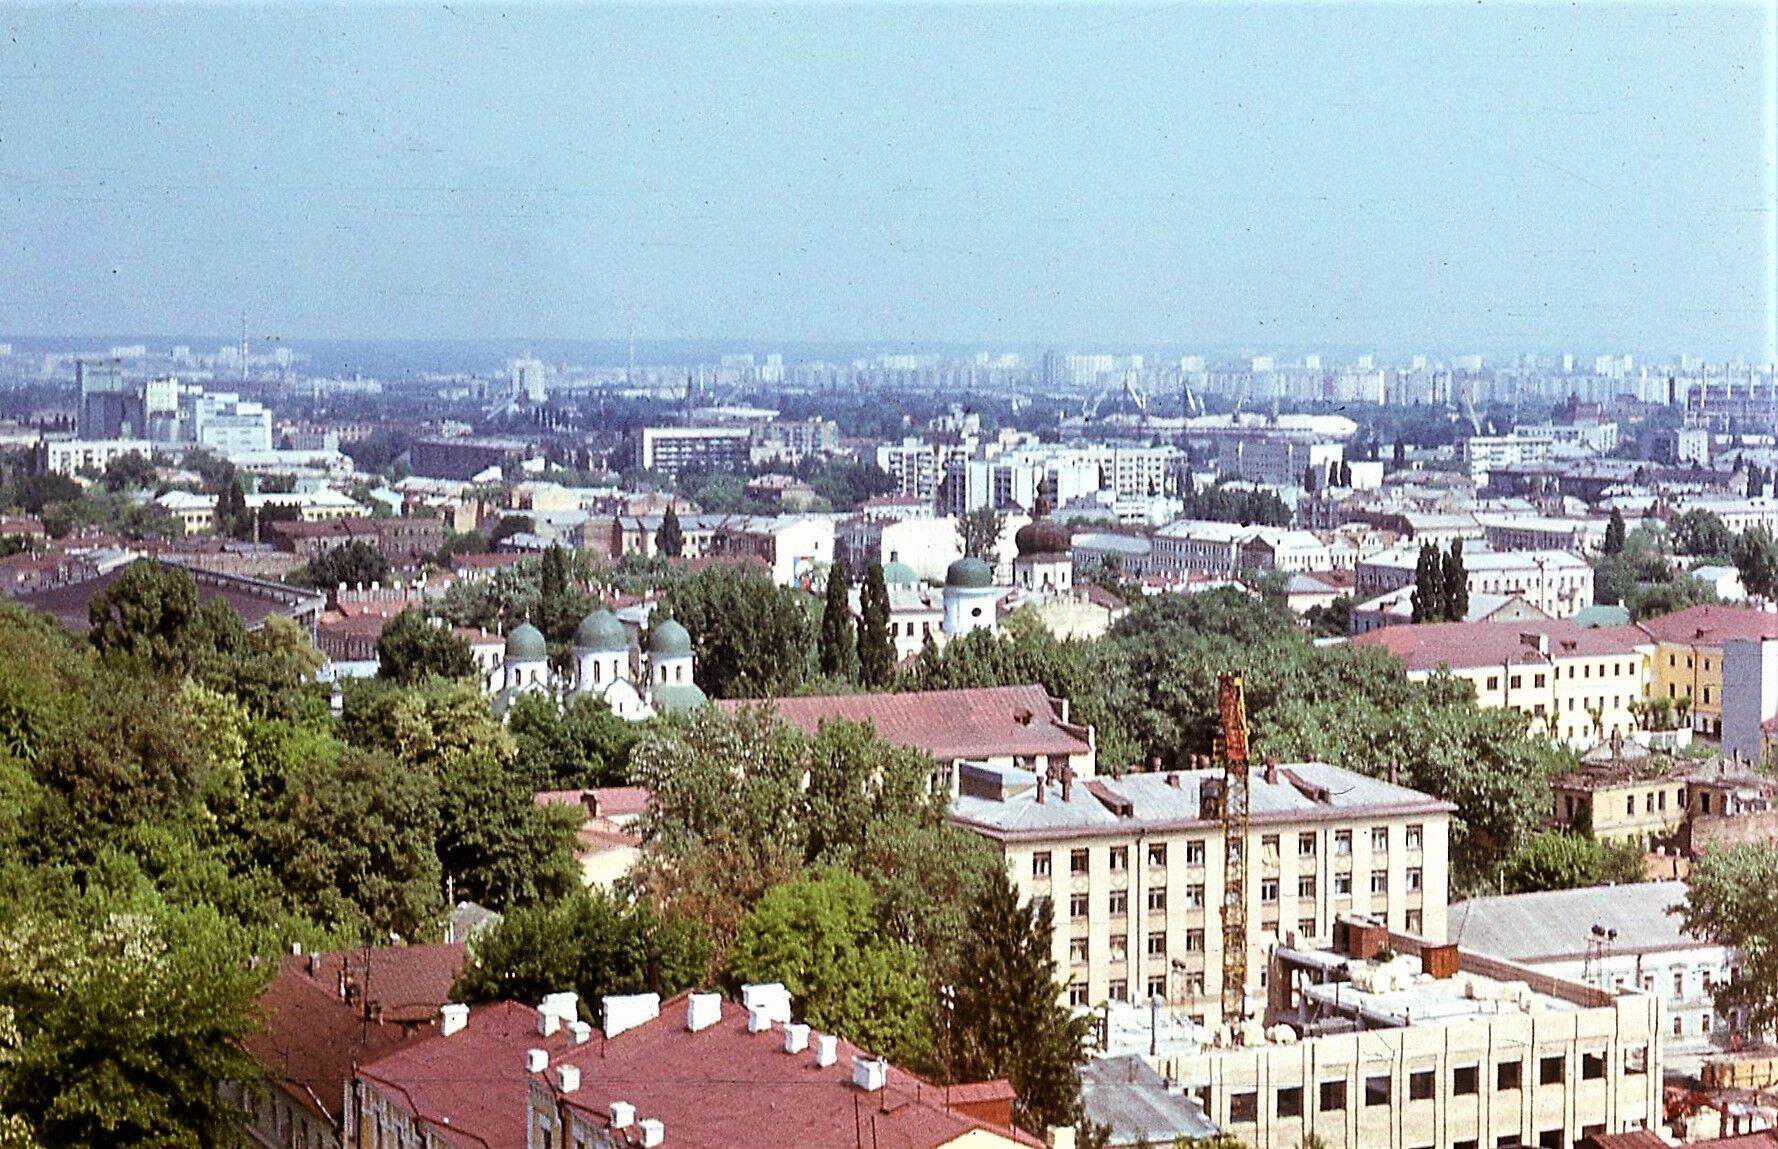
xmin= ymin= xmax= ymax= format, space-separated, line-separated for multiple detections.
xmin=1081 ymin=1055 xmax=1219 ymax=1147
xmin=1447 ymin=881 xmax=1701 ymax=962
xmin=950 ymin=761 xmax=1455 ymax=842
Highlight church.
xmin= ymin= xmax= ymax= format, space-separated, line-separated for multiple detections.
xmin=490 ymin=609 xmax=706 ymax=722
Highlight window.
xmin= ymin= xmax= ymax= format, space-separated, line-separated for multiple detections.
xmin=1147 ymin=887 xmax=1167 ymax=912
xmin=1406 ymin=909 xmax=1423 ymax=934
xmin=1703 ymin=1014 xmax=1713 ymax=1033
xmin=1335 ymin=873 xmax=1353 ymax=896
xmin=1109 ymin=890 xmax=1128 ymax=916
xmin=1299 ymin=832 xmax=1318 ymax=857
xmin=1454 ymin=1141 xmax=1479 ymax=1149
xmin=1581 ymin=1052 xmax=1604 ymax=1080
xmin=1071 ymin=848 xmax=1089 ymax=874
xmin=1146 ymin=931 xmax=1166 ymax=956
xmin=1185 ymin=883 xmax=1206 ymax=909
xmin=1109 ymin=846 xmax=1129 ymax=871
xmin=1497 ymin=1060 xmax=1522 ymax=1091
xmin=1262 ymin=834 xmax=1280 ymax=858
xmin=1674 ymin=971 xmax=1685 ymax=999
xmin=1626 ymin=1047 xmax=1648 ymax=1075
xmin=1365 ymin=1074 xmax=1391 ymax=1107
xmin=1229 ymin=1092 xmax=1258 ymax=1124
xmin=1319 ymin=1079 xmax=1347 ymax=1112
xmin=1146 ymin=975 xmax=1166 ymax=998
xmin=1032 ymin=852 xmax=1052 ymax=878
xmin=1068 ymin=983 xmax=1089 ymax=1007
xmin=1535 ymin=673 xmax=1546 ymax=688
xmin=1186 ymin=928 xmax=1205 ymax=951
xmin=1110 ymin=935 xmax=1128 ymax=960
xmin=1277 ymin=1086 xmax=1304 ymax=1118
xmin=1184 ymin=839 xmax=1205 ymax=865
xmin=1406 ymin=823 xmax=1423 ymax=850
xmin=1406 ymin=868 xmax=1423 ymax=892
xmin=1372 ymin=827 xmax=1389 ymax=851
xmin=1069 ymin=937 xmax=1088 ymax=963
xmin=1148 ymin=843 xmax=1169 ymax=867
xmin=1299 ymin=917 xmax=1316 ymax=938
xmin=1070 ymin=894 xmax=1089 ymax=919
xmin=1409 ymin=1070 xmax=1435 ymax=1100
xmin=1703 ymin=793 xmax=1713 ymax=814
xmin=1540 ymin=1055 xmax=1565 ymax=1085
xmin=1298 ymin=875 xmax=1317 ymax=898
xmin=1626 ymin=795 xmax=1635 ymax=817
xmin=1658 ymin=790 xmax=1667 ymax=812
xmin=1261 ymin=878 xmax=1280 ymax=903
xmin=1673 ymin=1015 xmax=1684 ymax=1036
xmin=1511 ymin=674 xmax=1522 ymax=689
xmin=1335 ymin=830 xmax=1352 ymax=855
xmin=1539 ymin=1132 xmax=1563 ymax=1149
xmin=1370 ymin=870 xmax=1388 ymax=894
xmin=1487 ymin=675 xmax=1500 ymax=690
xmin=1453 ymin=1065 xmax=1479 ymax=1095
xmin=1109 ymin=979 xmax=1128 ymax=1001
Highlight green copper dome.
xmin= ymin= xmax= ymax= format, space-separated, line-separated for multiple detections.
xmin=649 ymin=618 xmax=693 ymax=658
xmin=945 ymin=557 xmax=993 ymax=590
xmin=574 ymin=610 xmax=628 ymax=653
xmin=881 ymin=560 xmax=919 ymax=587
xmin=505 ymin=622 xmax=547 ymax=660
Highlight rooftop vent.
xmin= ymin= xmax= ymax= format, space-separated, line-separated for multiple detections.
xmin=747 ymin=1004 xmax=773 ymax=1034
xmin=784 ymin=1023 xmax=810 ymax=1054
xmin=639 ymin=1118 xmax=665 ymax=1147
xmin=741 ymin=983 xmax=792 ymax=1025
xmin=816 ymin=1034 xmax=839 ymax=1067
xmin=686 ymin=992 xmax=722 ymax=1033
xmin=567 ymin=1020 xmax=592 ymax=1046
xmin=539 ymin=991 xmax=579 ymax=1034
xmin=602 ymin=993 xmax=661 ymax=1039
xmin=439 ymin=1003 xmax=469 ymax=1037
xmin=556 ymin=1064 xmax=581 ymax=1093
xmin=610 ymin=1101 xmax=636 ymax=1129
xmin=852 ymin=1055 xmax=888 ymax=1092
xmin=526 ymin=1048 xmax=549 ymax=1073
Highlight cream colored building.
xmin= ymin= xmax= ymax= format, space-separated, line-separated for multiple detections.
xmin=1147 ymin=926 xmax=1664 ymax=1149
xmin=1351 ymin=620 xmax=1654 ymax=749
xmin=950 ymin=761 xmax=1454 ymax=1026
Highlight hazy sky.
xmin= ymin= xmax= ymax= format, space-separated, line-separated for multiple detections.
xmin=0 ymin=3 xmax=1772 ymax=358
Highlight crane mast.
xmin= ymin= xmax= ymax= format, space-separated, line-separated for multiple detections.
xmin=1215 ymin=672 xmax=1252 ymax=1027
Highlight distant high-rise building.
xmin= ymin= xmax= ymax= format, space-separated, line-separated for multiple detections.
xmin=77 ymin=358 xmax=144 ymax=440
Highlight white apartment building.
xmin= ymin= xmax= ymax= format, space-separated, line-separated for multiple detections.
xmin=1154 ymin=520 xmax=1336 ymax=578
xmin=950 ymin=761 xmax=1454 ymax=1025
xmin=1356 ymin=545 xmax=1593 ymax=619
xmin=1478 ymin=514 xmax=1607 ymax=556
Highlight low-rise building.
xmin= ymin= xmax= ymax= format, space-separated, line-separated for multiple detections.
xmin=1356 ymin=546 xmax=1594 ymax=619
xmin=1638 ymin=605 xmax=1778 ymax=737
xmin=1548 ymin=736 xmax=1689 ymax=847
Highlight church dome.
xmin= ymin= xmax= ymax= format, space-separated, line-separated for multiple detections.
xmin=505 ymin=622 xmax=547 ymax=661
xmin=945 ymin=557 xmax=993 ymax=590
xmin=649 ymin=618 xmax=693 ymax=658
xmin=574 ymin=609 xmax=628 ymax=653
xmin=1015 ymin=519 xmax=1073 ymax=557
xmin=880 ymin=559 xmax=919 ymax=587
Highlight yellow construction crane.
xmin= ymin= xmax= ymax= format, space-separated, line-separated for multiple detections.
xmin=1215 ymin=672 xmax=1252 ymax=1027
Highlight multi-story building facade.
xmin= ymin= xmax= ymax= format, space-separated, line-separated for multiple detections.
xmin=1356 ymin=545 xmax=1594 ymax=619
xmin=1547 ymin=737 xmax=1688 ymax=846
xmin=638 ymin=426 xmax=752 ymax=481
xmin=1637 ymin=604 xmax=1778 ymax=736
xmin=949 ymin=761 xmax=1453 ymax=1025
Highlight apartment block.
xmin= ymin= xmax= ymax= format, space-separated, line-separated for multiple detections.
xmin=1355 ymin=546 xmax=1593 ymax=620
xmin=1637 ymin=605 xmax=1778 ymax=737
xmin=949 ymin=761 xmax=1453 ymax=1025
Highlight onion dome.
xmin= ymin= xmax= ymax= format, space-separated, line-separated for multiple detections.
xmin=574 ymin=609 xmax=628 ymax=653
xmin=1014 ymin=518 xmax=1073 ymax=557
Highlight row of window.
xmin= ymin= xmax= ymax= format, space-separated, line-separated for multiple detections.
xmin=1061 ymin=868 xmax=1425 ymax=914
xmin=1225 ymin=1051 xmax=1622 ymax=1124
xmin=1067 ymin=910 xmax=1428 ymax=967
xmin=1031 ymin=826 xmax=1425 ymax=878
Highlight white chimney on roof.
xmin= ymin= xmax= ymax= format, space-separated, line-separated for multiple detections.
xmin=540 ymin=991 xmax=579 ymax=1030
xmin=556 ymin=1064 xmax=581 ymax=1093
xmin=568 ymin=1020 xmax=592 ymax=1046
xmin=639 ymin=1118 xmax=665 ymax=1147
xmin=784 ymin=1023 xmax=810 ymax=1054
xmin=526 ymin=1048 xmax=549 ymax=1073
xmin=610 ymin=1101 xmax=636 ymax=1129
xmin=539 ymin=1011 xmax=561 ymax=1037
xmin=852 ymin=1055 xmax=888 ymax=1092
xmin=439 ymin=1003 xmax=469 ymax=1037
xmin=741 ymin=983 xmax=792 ymax=1024
xmin=686 ymin=992 xmax=722 ymax=1032
xmin=747 ymin=1004 xmax=773 ymax=1034
xmin=602 ymin=992 xmax=661 ymax=1039
xmin=815 ymin=1034 xmax=839 ymax=1068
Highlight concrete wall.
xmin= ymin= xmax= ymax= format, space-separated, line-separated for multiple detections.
xmin=1721 ymin=638 xmax=1778 ymax=764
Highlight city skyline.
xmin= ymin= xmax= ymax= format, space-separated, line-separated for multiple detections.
xmin=0 ymin=3 xmax=1772 ymax=360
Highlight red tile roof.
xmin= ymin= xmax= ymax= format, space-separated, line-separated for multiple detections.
xmin=1349 ymin=619 xmax=1646 ymax=674
xmin=1634 ymin=604 xmax=1778 ymax=647
xmin=358 ymin=1000 xmax=544 ymax=1149
xmin=722 ymin=684 xmax=1092 ymax=763
xmin=293 ymin=943 xmax=466 ymax=1025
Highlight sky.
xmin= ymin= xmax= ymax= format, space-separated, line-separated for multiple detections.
xmin=0 ymin=2 xmax=1772 ymax=360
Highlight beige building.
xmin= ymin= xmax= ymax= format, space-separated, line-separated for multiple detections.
xmin=1150 ymin=924 xmax=1663 ymax=1149
xmin=1549 ymin=738 xmax=1689 ymax=848
xmin=950 ymin=761 xmax=1453 ymax=1025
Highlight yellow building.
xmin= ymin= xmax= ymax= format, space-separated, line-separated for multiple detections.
xmin=1635 ymin=604 xmax=1778 ymax=736
xmin=949 ymin=760 xmax=1454 ymax=1027
xmin=1351 ymin=620 xmax=1654 ymax=748
xmin=1548 ymin=737 xmax=1688 ymax=848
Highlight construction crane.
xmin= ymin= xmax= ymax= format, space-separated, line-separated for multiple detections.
xmin=1215 ymin=671 xmax=1252 ymax=1028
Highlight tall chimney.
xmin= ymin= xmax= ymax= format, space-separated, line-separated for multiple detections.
xmin=1060 ymin=765 xmax=1074 ymax=803
xmin=1263 ymin=756 xmax=1278 ymax=785
xmin=1035 ymin=769 xmax=1047 ymax=804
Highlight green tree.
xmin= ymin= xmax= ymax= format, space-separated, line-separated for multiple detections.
xmin=958 ymin=507 xmax=1007 ymax=562
xmin=1603 ymin=508 xmax=1627 ymax=556
xmin=725 ymin=870 xmax=931 ymax=1065
xmin=376 ymin=609 xmax=477 ymax=685
xmin=301 ymin=540 xmax=391 ymax=589
xmin=99 ymin=451 xmax=157 ymax=494
xmin=453 ymin=889 xmax=708 ymax=1009
xmin=1735 ymin=525 xmax=1778 ymax=601
xmin=658 ymin=566 xmax=815 ymax=698
xmin=818 ymin=558 xmax=858 ymax=681
xmin=221 ymin=474 xmax=252 ymax=542
xmin=1676 ymin=842 xmax=1778 ymax=1035
xmin=507 ymin=692 xmax=640 ymax=790
xmin=943 ymin=869 xmax=1088 ymax=1136
xmin=1501 ymin=831 xmax=1644 ymax=894
xmin=856 ymin=561 xmax=896 ymax=688
xmin=656 ymin=505 xmax=685 ymax=559
xmin=1409 ymin=542 xmax=1442 ymax=624
xmin=1669 ymin=509 xmax=1733 ymax=559
xmin=86 ymin=560 xmax=249 ymax=681
xmin=1442 ymin=538 xmax=1469 ymax=621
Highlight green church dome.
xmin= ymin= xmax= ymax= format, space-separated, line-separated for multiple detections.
xmin=505 ymin=622 xmax=547 ymax=660
xmin=649 ymin=618 xmax=693 ymax=658
xmin=574 ymin=610 xmax=628 ymax=653
xmin=945 ymin=557 xmax=994 ymax=590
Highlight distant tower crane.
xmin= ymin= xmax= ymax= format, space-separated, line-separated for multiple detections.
xmin=1215 ymin=672 xmax=1252 ymax=1027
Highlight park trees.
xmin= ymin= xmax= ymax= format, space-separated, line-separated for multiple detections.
xmin=377 ymin=608 xmax=477 ymax=685
xmin=958 ymin=507 xmax=1006 ymax=561
xmin=656 ymin=505 xmax=685 ymax=558
xmin=300 ymin=539 xmax=390 ymax=590
xmin=658 ymin=565 xmax=815 ymax=698
xmin=856 ymin=561 xmax=896 ymax=688
xmin=1676 ymin=842 xmax=1778 ymax=1035
xmin=817 ymin=558 xmax=857 ymax=681
xmin=1735 ymin=526 xmax=1778 ymax=601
